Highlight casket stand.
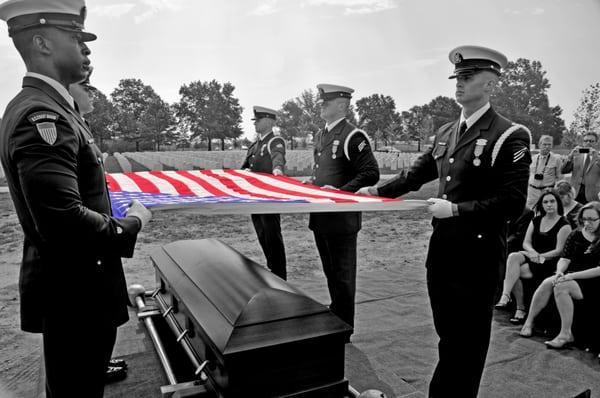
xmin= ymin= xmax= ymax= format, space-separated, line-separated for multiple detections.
xmin=131 ymin=238 xmax=356 ymax=397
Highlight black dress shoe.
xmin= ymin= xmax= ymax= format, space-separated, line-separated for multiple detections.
xmin=105 ymin=366 xmax=127 ymax=384
xmin=108 ymin=358 xmax=127 ymax=369
xmin=572 ymin=389 xmax=591 ymax=398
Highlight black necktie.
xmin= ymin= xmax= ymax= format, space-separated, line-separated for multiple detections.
xmin=584 ymin=153 xmax=591 ymax=171
xmin=458 ymin=121 xmax=467 ymax=138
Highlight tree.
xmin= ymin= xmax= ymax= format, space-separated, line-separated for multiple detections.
xmin=570 ymin=83 xmax=600 ymax=139
xmin=356 ymin=94 xmax=400 ymax=149
xmin=175 ymin=80 xmax=244 ymax=151
xmin=401 ymin=105 xmax=433 ymax=151
xmin=145 ymin=99 xmax=176 ymax=151
xmin=111 ymin=78 xmax=173 ymax=151
xmin=422 ymin=96 xmax=461 ymax=131
xmin=86 ymin=89 xmax=116 ymax=152
xmin=491 ymin=58 xmax=566 ymax=145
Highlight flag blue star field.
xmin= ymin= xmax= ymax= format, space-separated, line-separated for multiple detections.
xmin=106 ymin=169 xmax=422 ymax=217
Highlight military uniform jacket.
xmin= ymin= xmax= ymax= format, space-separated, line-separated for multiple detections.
xmin=378 ymin=107 xmax=531 ymax=275
xmin=309 ymin=119 xmax=380 ymax=234
xmin=0 ymin=77 xmax=141 ymax=333
xmin=241 ymin=131 xmax=286 ymax=173
xmin=561 ymin=151 xmax=600 ymax=202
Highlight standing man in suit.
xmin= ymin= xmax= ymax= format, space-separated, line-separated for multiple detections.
xmin=309 ymin=84 xmax=379 ymax=330
xmin=359 ymin=46 xmax=531 ymax=397
xmin=241 ymin=106 xmax=287 ymax=279
xmin=562 ymin=132 xmax=600 ymax=204
xmin=526 ymin=135 xmax=563 ymax=209
xmin=0 ymin=1 xmax=151 ymax=397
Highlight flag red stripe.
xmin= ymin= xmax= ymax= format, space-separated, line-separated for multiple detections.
xmin=126 ymin=172 xmax=161 ymax=193
xmin=105 ymin=173 xmax=121 ymax=191
xmin=202 ymin=169 xmax=283 ymax=200
xmin=149 ymin=171 xmax=195 ymax=195
xmin=223 ymin=170 xmax=352 ymax=202
xmin=175 ymin=170 xmax=230 ymax=196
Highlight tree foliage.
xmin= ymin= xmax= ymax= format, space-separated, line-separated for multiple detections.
xmin=175 ymin=80 xmax=243 ymax=151
xmin=87 ymin=89 xmax=116 ymax=151
xmin=492 ymin=58 xmax=566 ymax=145
xmin=570 ymin=82 xmax=600 ymax=138
xmin=110 ymin=78 xmax=174 ymax=151
xmin=356 ymin=94 xmax=400 ymax=148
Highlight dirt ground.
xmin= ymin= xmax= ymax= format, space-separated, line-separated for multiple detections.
xmin=0 ymin=182 xmax=437 ymax=397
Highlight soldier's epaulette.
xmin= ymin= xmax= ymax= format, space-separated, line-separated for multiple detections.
xmin=27 ymin=111 xmax=59 ymax=124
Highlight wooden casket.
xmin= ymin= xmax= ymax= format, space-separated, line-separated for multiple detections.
xmin=150 ymin=239 xmax=353 ymax=397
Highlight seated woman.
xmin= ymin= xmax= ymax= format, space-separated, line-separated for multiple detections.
xmin=495 ymin=189 xmax=571 ymax=324
xmin=520 ymin=201 xmax=600 ymax=347
xmin=556 ymin=180 xmax=582 ymax=230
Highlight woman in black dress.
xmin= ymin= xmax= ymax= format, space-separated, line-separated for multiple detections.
xmin=520 ymin=201 xmax=600 ymax=347
xmin=556 ymin=180 xmax=583 ymax=230
xmin=496 ymin=189 xmax=571 ymax=323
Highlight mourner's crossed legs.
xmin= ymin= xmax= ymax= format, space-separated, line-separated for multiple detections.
xmin=520 ymin=276 xmax=555 ymax=336
xmin=549 ymin=280 xmax=583 ymax=344
xmin=313 ymin=232 xmax=358 ymax=328
xmin=427 ymin=264 xmax=498 ymax=398
xmin=251 ymin=214 xmax=287 ymax=280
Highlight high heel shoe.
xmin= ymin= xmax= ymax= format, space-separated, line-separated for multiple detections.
xmin=494 ymin=293 xmax=511 ymax=309
xmin=544 ymin=336 xmax=574 ymax=349
xmin=510 ymin=309 xmax=527 ymax=325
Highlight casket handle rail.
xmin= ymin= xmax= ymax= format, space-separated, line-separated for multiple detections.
xmin=129 ymin=284 xmax=213 ymax=397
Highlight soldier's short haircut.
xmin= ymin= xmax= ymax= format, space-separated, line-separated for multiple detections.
xmin=12 ymin=26 xmax=49 ymax=60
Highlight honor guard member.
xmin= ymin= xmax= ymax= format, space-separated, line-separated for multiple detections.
xmin=359 ymin=46 xmax=532 ymax=397
xmin=309 ymin=84 xmax=379 ymax=330
xmin=0 ymin=1 xmax=151 ymax=397
xmin=68 ymin=70 xmax=129 ymax=384
xmin=525 ymin=135 xmax=563 ymax=209
xmin=241 ymin=106 xmax=287 ymax=279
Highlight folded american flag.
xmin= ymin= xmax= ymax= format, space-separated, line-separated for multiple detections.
xmin=106 ymin=169 xmax=423 ymax=217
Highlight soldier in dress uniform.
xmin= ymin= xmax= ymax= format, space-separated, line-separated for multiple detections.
xmin=68 ymin=70 xmax=129 ymax=384
xmin=0 ymin=1 xmax=151 ymax=397
xmin=309 ymin=84 xmax=380 ymax=329
xmin=359 ymin=46 xmax=532 ymax=397
xmin=241 ymin=106 xmax=287 ymax=279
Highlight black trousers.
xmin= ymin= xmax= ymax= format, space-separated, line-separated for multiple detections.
xmin=313 ymin=232 xmax=357 ymax=327
xmin=426 ymin=264 xmax=498 ymax=398
xmin=43 ymin=315 xmax=117 ymax=398
xmin=251 ymin=214 xmax=287 ymax=280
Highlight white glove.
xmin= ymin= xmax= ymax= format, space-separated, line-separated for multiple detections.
xmin=357 ymin=186 xmax=378 ymax=196
xmin=127 ymin=199 xmax=152 ymax=230
xmin=322 ymin=185 xmax=339 ymax=190
xmin=427 ymin=198 xmax=454 ymax=219
xmin=273 ymin=168 xmax=283 ymax=176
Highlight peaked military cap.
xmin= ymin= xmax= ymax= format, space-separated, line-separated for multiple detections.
xmin=252 ymin=106 xmax=277 ymax=120
xmin=0 ymin=0 xmax=96 ymax=41
xmin=316 ymin=84 xmax=354 ymax=104
xmin=448 ymin=45 xmax=508 ymax=79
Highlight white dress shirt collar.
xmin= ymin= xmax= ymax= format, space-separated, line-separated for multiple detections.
xmin=460 ymin=102 xmax=490 ymax=130
xmin=26 ymin=72 xmax=75 ymax=109
xmin=325 ymin=117 xmax=345 ymax=132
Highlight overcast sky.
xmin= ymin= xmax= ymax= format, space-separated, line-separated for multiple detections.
xmin=0 ymin=0 xmax=599 ymax=139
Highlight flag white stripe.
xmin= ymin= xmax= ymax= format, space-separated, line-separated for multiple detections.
xmin=136 ymin=171 xmax=179 ymax=195
xmin=161 ymin=171 xmax=214 ymax=197
xmin=186 ymin=170 xmax=270 ymax=200
xmin=213 ymin=170 xmax=333 ymax=203
xmin=110 ymin=173 xmax=142 ymax=192
xmin=234 ymin=169 xmax=381 ymax=203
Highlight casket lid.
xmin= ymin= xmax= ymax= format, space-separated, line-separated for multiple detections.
xmin=151 ymin=239 xmax=344 ymax=352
